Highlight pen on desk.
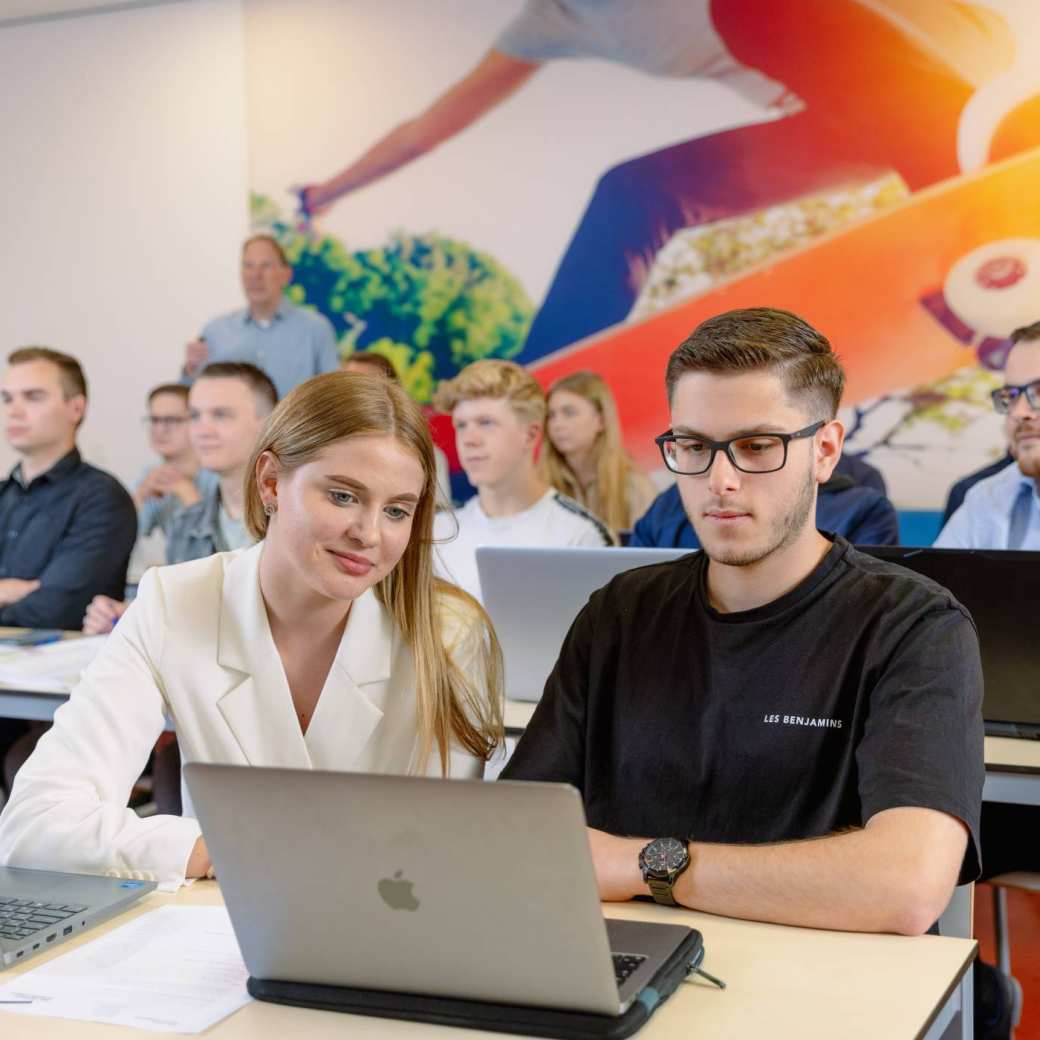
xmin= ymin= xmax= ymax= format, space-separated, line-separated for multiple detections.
xmin=0 ymin=998 xmax=34 ymax=1004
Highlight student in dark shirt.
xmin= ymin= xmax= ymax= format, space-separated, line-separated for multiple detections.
xmin=0 ymin=348 xmax=135 ymax=629
xmin=0 ymin=347 xmax=136 ymax=800
xmin=503 ymin=307 xmax=983 ymax=936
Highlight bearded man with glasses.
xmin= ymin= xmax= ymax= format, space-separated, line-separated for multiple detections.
xmin=936 ymin=321 xmax=1040 ymax=550
xmin=503 ymin=307 xmax=983 ymax=937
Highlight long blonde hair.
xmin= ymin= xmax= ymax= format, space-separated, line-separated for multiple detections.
xmin=244 ymin=371 xmax=503 ymax=773
xmin=540 ymin=371 xmax=639 ymax=532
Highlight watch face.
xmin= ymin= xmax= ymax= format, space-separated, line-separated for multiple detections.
xmin=643 ymin=837 xmax=687 ymax=874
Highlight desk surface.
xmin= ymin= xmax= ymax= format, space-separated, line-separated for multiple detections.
xmin=0 ymin=882 xmax=974 ymax=1040
xmin=984 ymin=735 xmax=1040 ymax=773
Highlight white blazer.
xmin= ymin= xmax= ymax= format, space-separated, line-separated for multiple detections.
xmin=0 ymin=544 xmax=493 ymax=886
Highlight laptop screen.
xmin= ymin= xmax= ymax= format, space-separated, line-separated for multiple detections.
xmin=861 ymin=547 xmax=1040 ymax=729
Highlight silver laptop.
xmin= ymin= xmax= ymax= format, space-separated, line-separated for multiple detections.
xmin=478 ymin=547 xmax=691 ymax=701
xmin=185 ymin=763 xmax=695 ymax=1016
xmin=0 ymin=867 xmax=155 ymax=968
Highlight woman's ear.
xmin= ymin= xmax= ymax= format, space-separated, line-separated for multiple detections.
xmin=255 ymin=450 xmax=280 ymax=508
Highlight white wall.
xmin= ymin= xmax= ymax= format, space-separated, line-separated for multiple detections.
xmin=0 ymin=0 xmax=248 ymax=487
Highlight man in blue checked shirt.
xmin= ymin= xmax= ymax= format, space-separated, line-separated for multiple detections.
xmin=182 ymin=234 xmax=338 ymax=400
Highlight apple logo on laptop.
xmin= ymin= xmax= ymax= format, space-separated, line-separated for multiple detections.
xmin=378 ymin=870 xmax=420 ymax=911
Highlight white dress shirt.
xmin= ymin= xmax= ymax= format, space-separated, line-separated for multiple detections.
xmin=934 ymin=462 xmax=1040 ymax=549
xmin=0 ymin=544 xmax=494 ymax=886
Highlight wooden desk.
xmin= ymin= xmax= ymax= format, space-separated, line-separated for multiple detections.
xmin=0 ymin=881 xmax=974 ymax=1040
xmin=983 ymin=736 xmax=1040 ymax=806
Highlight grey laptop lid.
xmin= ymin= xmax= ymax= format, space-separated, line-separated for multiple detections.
xmin=1 ymin=866 xmax=155 ymax=968
xmin=185 ymin=764 xmax=689 ymax=1016
xmin=477 ymin=546 xmax=691 ymax=701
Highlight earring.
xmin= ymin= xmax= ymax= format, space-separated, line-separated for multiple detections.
xmin=263 ymin=503 xmax=277 ymax=517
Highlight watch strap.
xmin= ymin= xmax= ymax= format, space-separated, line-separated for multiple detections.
xmin=646 ymin=876 xmax=679 ymax=906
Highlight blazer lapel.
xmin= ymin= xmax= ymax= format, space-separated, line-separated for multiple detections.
xmin=304 ymin=589 xmax=393 ymax=770
xmin=214 ymin=545 xmax=311 ymax=768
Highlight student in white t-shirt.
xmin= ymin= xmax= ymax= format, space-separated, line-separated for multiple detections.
xmin=432 ymin=360 xmax=613 ymax=602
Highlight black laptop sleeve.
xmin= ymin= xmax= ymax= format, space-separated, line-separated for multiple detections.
xmin=247 ymin=928 xmax=704 ymax=1040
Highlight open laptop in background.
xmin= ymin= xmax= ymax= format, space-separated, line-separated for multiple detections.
xmin=0 ymin=867 xmax=155 ymax=968
xmin=478 ymin=547 xmax=690 ymax=702
xmin=862 ymin=547 xmax=1040 ymax=739
xmin=186 ymin=763 xmax=703 ymax=1035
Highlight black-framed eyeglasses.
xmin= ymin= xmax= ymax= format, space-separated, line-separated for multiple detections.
xmin=991 ymin=380 xmax=1040 ymax=415
xmin=655 ymin=421 xmax=826 ymax=476
xmin=143 ymin=415 xmax=189 ymax=428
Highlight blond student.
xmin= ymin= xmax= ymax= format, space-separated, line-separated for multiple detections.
xmin=432 ymin=360 xmax=613 ymax=603
xmin=0 ymin=372 xmax=502 ymax=886
xmin=541 ymin=371 xmax=658 ymax=534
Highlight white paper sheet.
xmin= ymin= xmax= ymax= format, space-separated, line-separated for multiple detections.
xmin=0 ymin=906 xmax=251 ymax=1033
xmin=0 ymin=635 xmax=106 ymax=693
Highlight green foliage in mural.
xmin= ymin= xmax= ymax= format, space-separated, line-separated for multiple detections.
xmin=251 ymin=194 xmax=533 ymax=402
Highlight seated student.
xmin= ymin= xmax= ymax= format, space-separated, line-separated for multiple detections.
xmin=135 ymin=383 xmax=205 ymax=539
xmin=631 ymin=452 xmax=899 ymax=547
xmin=503 ymin=307 xmax=982 ymax=936
xmin=0 ymin=347 xmax=136 ymax=630
xmin=432 ymin=360 xmax=613 ymax=602
xmin=342 ymin=351 xmax=452 ymax=507
xmin=541 ymin=370 xmax=658 ymax=535
xmin=935 ymin=321 xmax=1040 ymax=548
xmin=0 ymin=372 xmax=502 ymax=885
xmin=82 ymin=362 xmax=278 ymax=634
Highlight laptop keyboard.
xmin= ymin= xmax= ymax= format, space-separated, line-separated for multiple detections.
xmin=0 ymin=897 xmax=87 ymax=942
xmin=613 ymin=953 xmax=647 ymax=987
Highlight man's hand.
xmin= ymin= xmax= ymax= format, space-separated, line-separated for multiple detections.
xmin=184 ymin=338 xmax=209 ymax=377
xmin=587 ymin=828 xmax=648 ymax=902
xmin=149 ymin=465 xmax=201 ymax=507
xmin=82 ymin=595 xmax=128 ymax=635
xmin=0 ymin=578 xmax=40 ymax=607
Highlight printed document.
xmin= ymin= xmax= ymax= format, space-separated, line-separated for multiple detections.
xmin=0 ymin=906 xmax=251 ymax=1033
xmin=0 ymin=635 xmax=106 ymax=693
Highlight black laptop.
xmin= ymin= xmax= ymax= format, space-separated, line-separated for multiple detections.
xmin=863 ymin=547 xmax=1040 ymax=739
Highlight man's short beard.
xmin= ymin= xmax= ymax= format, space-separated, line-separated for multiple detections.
xmin=700 ymin=463 xmax=817 ymax=568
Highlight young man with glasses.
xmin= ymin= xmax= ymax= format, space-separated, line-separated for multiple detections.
xmin=503 ymin=307 xmax=983 ymax=935
xmin=135 ymin=384 xmax=207 ymax=539
xmin=935 ymin=321 xmax=1040 ymax=549
xmin=82 ymin=363 xmax=277 ymax=635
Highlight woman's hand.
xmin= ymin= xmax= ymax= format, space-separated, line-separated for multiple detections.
xmin=186 ymin=837 xmax=214 ymax=879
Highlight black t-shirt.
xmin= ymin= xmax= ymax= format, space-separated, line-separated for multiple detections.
xmin=502 ymin=536 xmax=984 ymax=882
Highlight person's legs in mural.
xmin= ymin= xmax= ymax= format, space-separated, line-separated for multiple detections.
xmin=520 ymin=113 xmax=889 ymax=361
xmin=519 ymin=0 xmax=993 ymax=365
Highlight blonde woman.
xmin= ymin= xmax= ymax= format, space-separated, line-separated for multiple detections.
xmin=541 ymin=371 xmax=658 ymax=534
xmin=0 ymin=372 xmax=502 ymax=886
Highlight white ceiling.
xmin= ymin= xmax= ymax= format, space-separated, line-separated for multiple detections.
xmin=0 ymin=0 xmax=180 ymax=27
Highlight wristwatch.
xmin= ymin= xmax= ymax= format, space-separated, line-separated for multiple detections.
xmin=638 ymin=837 xmax=690 ymax=906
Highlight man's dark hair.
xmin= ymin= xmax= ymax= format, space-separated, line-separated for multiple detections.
xmin=344 ymin=351 xmax=400 ymax=384
xmin=147 ymin=383 xmax=190 ymax=406
xmin=665 ymin=307 xmax=845 ymax=419
xmin=1009 ymin=321 xmax=1040 ymax=344
xmin=8 ymin=346 xmax=87 ymax=401
xmin=197 ymin=361 xmax=279 ymax=414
